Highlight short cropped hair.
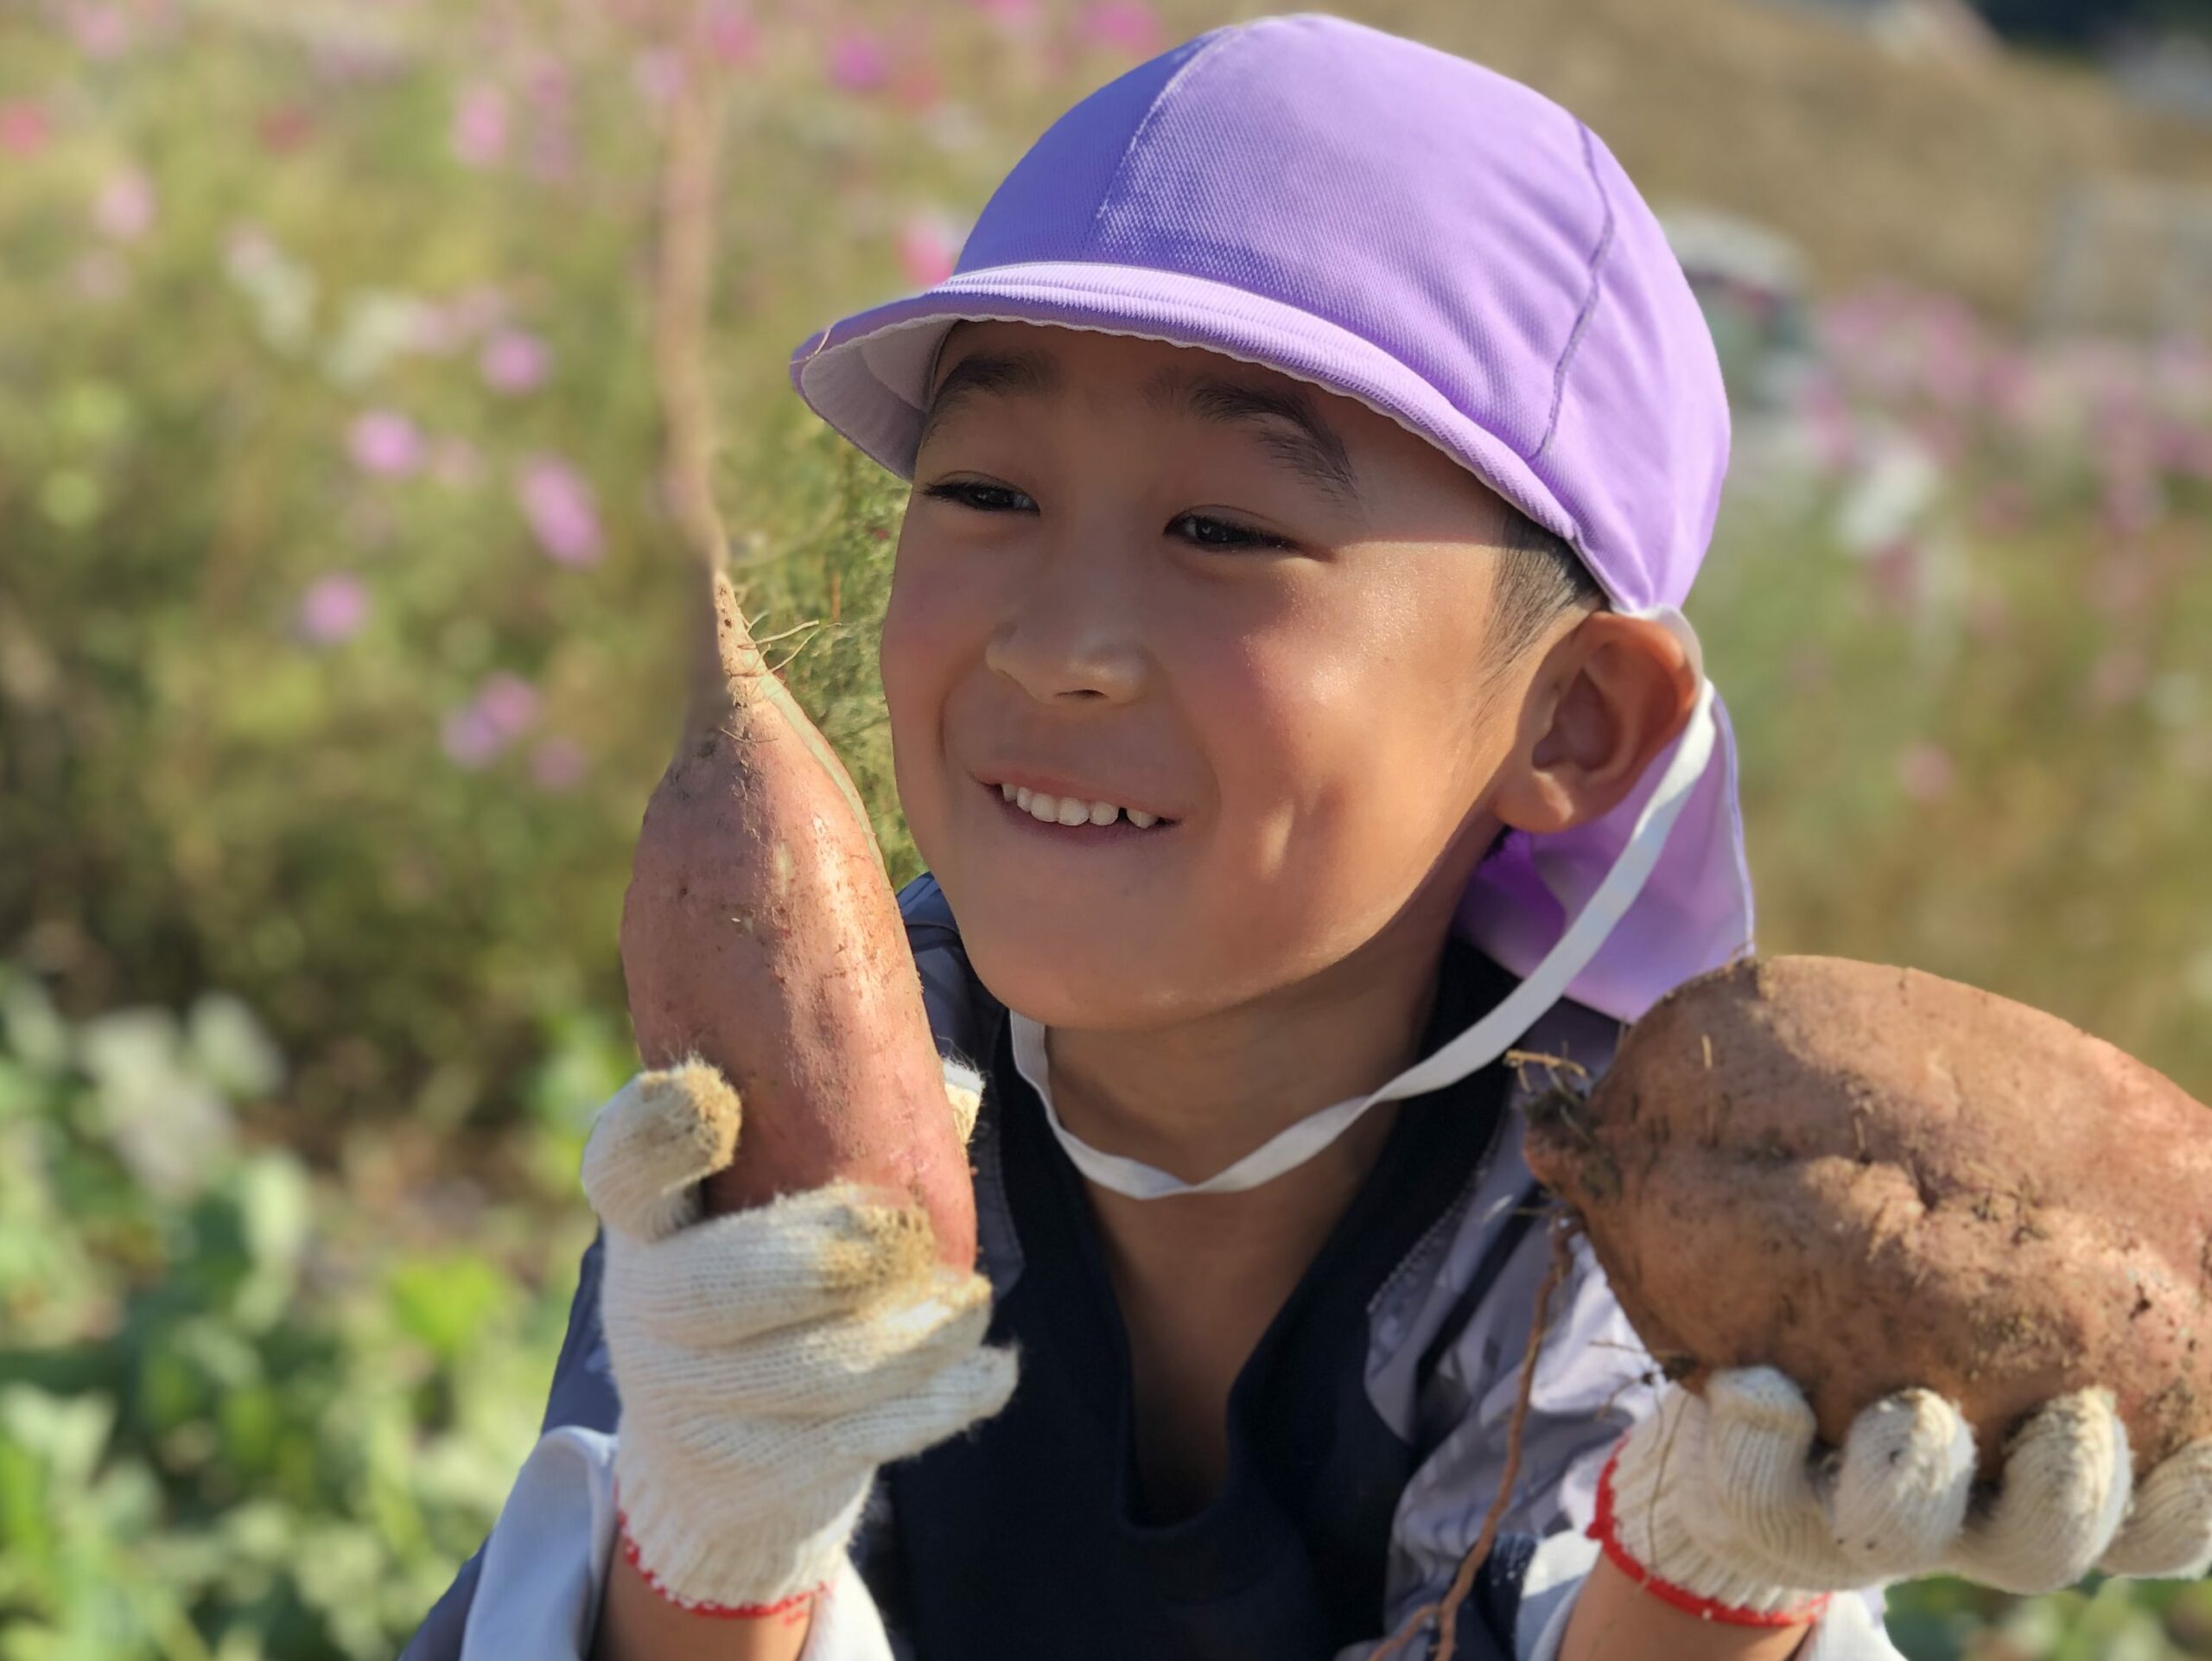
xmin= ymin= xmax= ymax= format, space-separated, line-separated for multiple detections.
xmin=1488 ymin=504 xmax=1605 ymax=659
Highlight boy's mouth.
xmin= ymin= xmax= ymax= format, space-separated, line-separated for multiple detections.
xmin=977 ymin=776 xmax=1177 ymax=837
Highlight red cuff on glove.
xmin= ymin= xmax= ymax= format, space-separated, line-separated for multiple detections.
xmin=613 ymin=1500 xmax=827 ymax=1622
xmin=1587 ymin=1446 xmax=1832 ymax=1630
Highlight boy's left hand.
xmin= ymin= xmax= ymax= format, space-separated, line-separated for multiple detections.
xmin=1592 ymin=1367 xmax=2212 ymax=1626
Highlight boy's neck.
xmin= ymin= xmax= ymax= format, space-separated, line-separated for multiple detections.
xmin=1040 ymin=901 xmax=1455 ymax=1188
xmin=1039 ymin=897 xmax=1463 ymax=1521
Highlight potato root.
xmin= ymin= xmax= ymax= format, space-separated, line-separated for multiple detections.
xmin=618 ymin=564 xmax=975 ymax=1266
xmin=1524 ymin=957 xmax=2212 ymax=1474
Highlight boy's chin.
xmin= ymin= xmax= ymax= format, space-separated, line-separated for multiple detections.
xmin=958 ymin=921 xmax=1217 ymax=1034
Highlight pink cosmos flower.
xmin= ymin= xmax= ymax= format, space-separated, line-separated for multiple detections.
xmin=526 ymin=61 xmax=575 ymax=111
xmin=704 ymin=0 xmax=761 ymax=64
xmin=480 ymin=328 xmax=550 ymax=393
xmin=296 ymin=573 xmax=371 ymax=645
xmin=407 ymin=308 xmax=469 ymax=356
xmin=530 ymin=735 xmax=588 ymax=792
xmin=970 ymin=0 xmax=1041 ymax=30
xmin=411 ymin=284 xmax=509 ymax=355
xmin=893 ymin=61 xmax=947 ymax=115
xmin=67 ymin=3 xmax=130 ymax=58
xmin=258 ymin=105 xmax=314 ymax=153
xmin=2168 ymin=423 xmax=2212 ymax=480
xmin=1980 ymin=348 xmax=2037 ymax=430
xmin=450 ymin=285 xmax=509 ymax=334
xmin=348 ymin=410 xmax=427 ymax=477
xmin=1897 ymin=742 xmax=1954 ymax=804
xmin=452 ymin=84 xmax=508 ymax=169
xmin=516 ymin=455 xmax=603 ymax=567
xmin=632 ymin=48 xmax=683 ymax=106
xmin=526 ymin=108 xmax=576 ymax=182
xmin=1794 ymin=373 xmax=1856 ymax=475
xmin=442 ymin=673 xmax=541 ymax=769
xmin=475 ymin=672 xmax=540 ymax=740
xmin=897 ymin=213 xmax=961 ymax=288
xmin=441 ymin=707 xmax=503 ymax=769
xmin=0 ymin=101 xmax=50 ymax=157
xmin=828 ymin=29 xmax=889 ymax=92
xmin=1077 ymin=1 xmax=1161 ymax=57
xmin=92 ymin=168 xmax=156 ymax=241
xmin=1865 ymin=538 xmax=1921 ymax=613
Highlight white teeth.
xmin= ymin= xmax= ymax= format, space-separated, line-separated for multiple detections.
xmin=998 ymin=782 xmax=1166 ymax=830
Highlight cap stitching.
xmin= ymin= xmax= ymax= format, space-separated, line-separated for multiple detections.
xmin=1085 ymin=22 xmax=1249 ymax=251
xmin=1535 ymin=123 xmax=1617 ymax=461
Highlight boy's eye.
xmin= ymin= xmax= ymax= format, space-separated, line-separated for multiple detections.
xmin=922 ymin=480 xmax=1034 ymax=515
xmin=1166 ymin=512 xmax=1294 ymax=552
xmin=921 ymin=481 xmax=1292 ymax=552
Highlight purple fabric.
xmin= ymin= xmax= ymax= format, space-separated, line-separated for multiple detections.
xmin=786 ymin=11 xmax=1752 ymax=1022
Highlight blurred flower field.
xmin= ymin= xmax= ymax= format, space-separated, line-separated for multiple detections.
xmin=0 ymin=1 xmax=2208 ymax=1656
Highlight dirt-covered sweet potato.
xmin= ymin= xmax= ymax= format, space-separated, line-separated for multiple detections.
xmin=617 ymin=564 xmax=976 ymax=1267
xmin=1524 ymin=957 xmax=2212 ymax=1475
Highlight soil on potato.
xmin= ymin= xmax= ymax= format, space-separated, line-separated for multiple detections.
xmin=1525 ymin=956 xmax=2212 ymax=1474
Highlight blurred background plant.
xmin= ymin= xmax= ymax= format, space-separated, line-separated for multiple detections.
xmin=0 ymin=0 xmax=2208 ymax=1655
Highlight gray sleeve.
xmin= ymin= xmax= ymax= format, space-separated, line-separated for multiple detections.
xmin=1367 ymin=1215 xmax=1904 ymax=1660
xmin=1379 ymin=1219 xmax=1657 ymax=1629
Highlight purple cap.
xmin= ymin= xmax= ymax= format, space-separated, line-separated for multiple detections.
xmin=788 ymin=11 xmax=1753 ymax=1023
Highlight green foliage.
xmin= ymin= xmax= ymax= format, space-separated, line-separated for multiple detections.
xmin=0 ymin=964 xmax=590 ymax=1658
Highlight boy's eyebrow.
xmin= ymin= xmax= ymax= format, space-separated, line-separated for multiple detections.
xmin=918 ymin=347 xmax=1062 ymax=449
xmin=1142 ymin=366 xmax=1362 ymax=510
xmin=918 ymin=347 xmax=1362 ymax=510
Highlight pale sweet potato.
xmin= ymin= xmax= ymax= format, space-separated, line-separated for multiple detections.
xmin=1524 ymin=957 xmax=2212 ymax=1474
xmin=617 ymin=565 xmax=975 ymax=1266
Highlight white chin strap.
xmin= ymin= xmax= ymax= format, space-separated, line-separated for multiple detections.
xmin=1014 ymin=606 xmax=1718 ymax=1201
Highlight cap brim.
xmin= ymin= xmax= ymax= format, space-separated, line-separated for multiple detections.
xmin=788 ymin=259 xmax=1627 ymax=609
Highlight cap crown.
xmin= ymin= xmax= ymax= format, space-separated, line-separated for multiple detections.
xmin=953 ymin=12 xmax=1730 ymax=611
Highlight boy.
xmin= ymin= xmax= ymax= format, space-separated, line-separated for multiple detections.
xmin=406 ymin=15 xmax=2212 ymax=1660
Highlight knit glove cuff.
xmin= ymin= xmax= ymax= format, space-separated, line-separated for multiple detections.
xmin=1596 ymin=1368 xmax=2212 ymax=1626
xmin=584 ymin=1059 xmax=1015 ymax=1614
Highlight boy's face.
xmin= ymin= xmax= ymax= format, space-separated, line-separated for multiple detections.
xmin=886 ymin=320 xmax=1559 ymax=1031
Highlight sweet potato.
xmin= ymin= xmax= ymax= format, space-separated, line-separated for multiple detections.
xmin=1524 ymin=957 xmax=2212 ymax=1475
xmin=617 ymin=564 xmax=976 ymax=1266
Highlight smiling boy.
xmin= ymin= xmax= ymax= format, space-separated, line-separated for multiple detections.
xmin=405 ymin=15 xmax=2212 ymax=1661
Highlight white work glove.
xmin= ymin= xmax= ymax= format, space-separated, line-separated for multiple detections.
xmin=1594 ymin=1367 xmax=2212 ymax=1626
xmin=582 ymin=1056 xmax=1018 ymax=1617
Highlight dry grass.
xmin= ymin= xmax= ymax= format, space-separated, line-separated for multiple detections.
xmin=1179 ymin=0 xmax=2212 ymax=322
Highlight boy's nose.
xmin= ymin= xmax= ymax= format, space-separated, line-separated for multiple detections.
xmin=982 ymin=550 xmax=1149 ymax=707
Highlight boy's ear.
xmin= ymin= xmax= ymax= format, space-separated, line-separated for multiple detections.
xmin=1489 ymin=614 xmax=1699 ymax=838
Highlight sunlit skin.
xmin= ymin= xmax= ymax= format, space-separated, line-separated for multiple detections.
xmin=593 ymin=320 xmax=1789 ymax=1660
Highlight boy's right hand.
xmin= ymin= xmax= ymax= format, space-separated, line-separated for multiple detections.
xmin=582 ymin=1057 xmax=1017 ymax=1619
xmin=1589 ymin=1367 xmax=2212 ymax=1628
